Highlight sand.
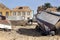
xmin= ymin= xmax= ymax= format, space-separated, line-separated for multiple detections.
xmin=0 ymin=25 xmax=60 ymax=40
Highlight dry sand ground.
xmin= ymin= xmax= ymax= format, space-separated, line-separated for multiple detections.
xmin=0 ymin=25 xmax=60 ymax=40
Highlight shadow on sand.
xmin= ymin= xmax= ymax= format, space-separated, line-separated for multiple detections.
xmin=16 ymin=28 xmax=42 ymax=37
xmin=16 ymin=28 xmax=60 ymax=37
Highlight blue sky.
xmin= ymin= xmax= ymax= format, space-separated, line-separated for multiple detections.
xmin=0 ymin=0 xmax=60 ymax=14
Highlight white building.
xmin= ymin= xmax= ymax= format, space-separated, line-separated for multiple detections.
xmin=10 ymin=6 xmax=33 ymax=20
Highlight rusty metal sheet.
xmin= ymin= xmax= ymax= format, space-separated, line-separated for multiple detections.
xmin=37 ymin=12 xmax=60 ymax=25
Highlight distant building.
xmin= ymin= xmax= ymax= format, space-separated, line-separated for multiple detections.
xmin=46 ymin=7 xmax=57 ymax=12
xmin=0 ymin=3 xmax=11 ymax=17
xmin=12 ymin=6 xmax=33 ymax=20
xmin=37 ymin=6 xmax=57 ymax=13
xmin=0 ymin=3 xmax=33 ymax=20
xmin=37 ymin=6 xmax=45 ymax=13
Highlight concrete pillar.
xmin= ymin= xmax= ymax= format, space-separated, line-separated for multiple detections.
xmin=16 ymin=12 xmax=18 ymax=16
xmin=25 ymin=12 xmax=28 ymax=20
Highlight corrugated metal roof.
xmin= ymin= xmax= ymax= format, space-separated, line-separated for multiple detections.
xmin=36 ymin=11 xmax=60 ymax=25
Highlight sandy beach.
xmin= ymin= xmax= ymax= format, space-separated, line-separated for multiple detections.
xmin=0 ymin=25 xmax=60 ymax=40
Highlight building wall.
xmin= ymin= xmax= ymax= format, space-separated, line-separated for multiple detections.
xmin=11 ymin=11 xmax=33 ymax=20
xmin=46 ymin=7 xmax=57 ymax=12
xmin=0 ymin=3 xmax=11 ymax=17
xmin=0 ymin=3 xmax=33 ymax=20
xmin=12 ymin=6 xmax=33 ymax=20
xmin=0 ymin=8 xmax=11 ymax=17
xmin=37 ymin=6 xmax=57 ymax=13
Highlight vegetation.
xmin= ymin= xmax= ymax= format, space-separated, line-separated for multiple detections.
xmin=44 ymin=3 xmax=60 ymax=12
xmin=43 ymin=3 xmax=52 ymax=10
xmin=44 ymin=3 xmax=52 ymax=8
xmin=37 ymin=3 xmax=60 ymax=12
xmin=57 ymin=6 xmax=60 ymax=11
